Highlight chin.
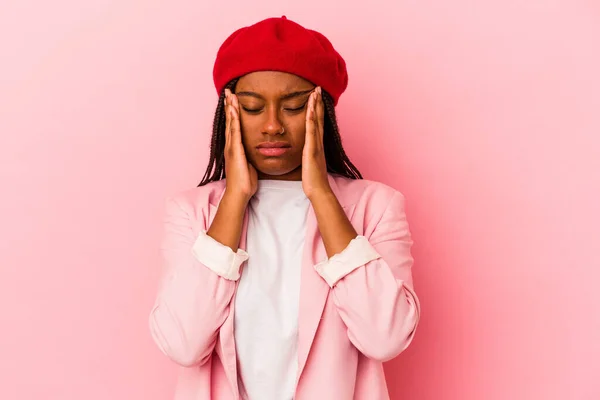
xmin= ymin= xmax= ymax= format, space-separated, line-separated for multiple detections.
xmin=255 ymin=160 xmax=301 ymax=178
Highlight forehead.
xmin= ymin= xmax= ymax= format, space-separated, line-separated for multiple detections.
xmin=236 ymin=71 xmax=313 ymax=94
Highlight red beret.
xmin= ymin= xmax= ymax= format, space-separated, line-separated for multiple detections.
xmin=213 ymin=16 xmax=348 ymax=105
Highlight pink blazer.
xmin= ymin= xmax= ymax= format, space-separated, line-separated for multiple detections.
xmin=149 ymin=174 xmax=421 ymax=399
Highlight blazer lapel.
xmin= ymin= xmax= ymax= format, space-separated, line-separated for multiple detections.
xmin=295 ymin=202 xmax=330 ymax=382
xmin=296 ymin=174 xmax=355 ymax=383
xmin=210 ymin=188 xmax=249 ymax=400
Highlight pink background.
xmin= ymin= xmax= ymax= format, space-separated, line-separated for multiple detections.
xmin=1 ymin=1 xmax=599 ymax=399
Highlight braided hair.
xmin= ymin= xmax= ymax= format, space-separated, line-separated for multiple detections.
xmin=198 ymin=79 xmax=362 ymax=186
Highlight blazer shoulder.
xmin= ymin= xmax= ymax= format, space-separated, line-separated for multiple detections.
xmin=165 ymin=180 xmax=226 ymax=213
xmin=332 ymin=175 xmax=405 ymax=207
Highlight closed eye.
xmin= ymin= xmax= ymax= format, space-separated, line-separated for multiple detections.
xmin=241 ymin=103 xmax=308 ymax=115
xmin=241 ymin=107 xmax=262 ymax=114
xmin=284 ymin=102 xmax=307 ymax=113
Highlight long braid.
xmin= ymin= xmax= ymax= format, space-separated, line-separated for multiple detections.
xmin=198 ymin=81 xmax=362 ymax=186
xmin=198 ymin=79 xmax=238 ymax=186
xmin=321 ymin=91 xmax=363 ymax=179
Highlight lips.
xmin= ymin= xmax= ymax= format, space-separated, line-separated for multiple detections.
xmin=256 ymin=141 xmax=291 ymax=157
xmin=257 ymin=141 xmax=291 ymax=149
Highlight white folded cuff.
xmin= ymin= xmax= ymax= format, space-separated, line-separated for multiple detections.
xmin=314 ymin=235 xmax=381 ymax=287
xmin=191 ymin=230 xmax=249 ymax=281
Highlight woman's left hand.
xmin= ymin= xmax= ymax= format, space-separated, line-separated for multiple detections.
xmin=302 ymin=87 xmax=332 ymax=200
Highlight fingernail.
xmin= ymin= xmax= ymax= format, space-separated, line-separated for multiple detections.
xmin=317 ymin=87 xmax=322 ymax=95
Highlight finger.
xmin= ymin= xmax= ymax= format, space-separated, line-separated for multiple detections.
xmin=224 ymin=89 xmax=232 ymax=147
xmin=304 ymin=93 xmax=318 ymax=157
xmin=305 ymin=92 xmax=316 ymax=140
xmin=306 ymin=91 xmax=315 ymax=123
xmin=230 ymin=94 xmax=242 ymax=145
xmin=311 ymin=91 xmax=320 ymax=145
xmin=315 ymin=87 xmax=325 ymax=144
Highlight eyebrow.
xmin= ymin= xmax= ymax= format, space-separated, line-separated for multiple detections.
xmin=236 ymin=88 xmax=315 ymax=100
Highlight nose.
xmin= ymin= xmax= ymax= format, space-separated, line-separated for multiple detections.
xmin=262 ymin=105 xmax=284 ymax=136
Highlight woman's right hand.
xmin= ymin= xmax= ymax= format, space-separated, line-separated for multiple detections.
xmin=224 ymin=88 xmax=258 ymax=203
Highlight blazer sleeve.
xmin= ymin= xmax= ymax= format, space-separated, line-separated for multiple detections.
xmin=314 ymin=191 xmax=421 ymax=362
xmin=148 ymin=196 xmax=248 ymax=367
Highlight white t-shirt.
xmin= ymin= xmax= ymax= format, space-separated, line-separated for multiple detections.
xmin=234 ymin=179 xmax=310 ymax=400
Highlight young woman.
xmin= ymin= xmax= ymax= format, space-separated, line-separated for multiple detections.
xmin=149 ymin=15 xmax=421 ymax=400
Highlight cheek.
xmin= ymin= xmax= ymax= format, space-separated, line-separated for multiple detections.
xmin=240 ymin=132 xmax=255 ymax=157
xmin=239 ymin=118 xmax=259 ymax=145
xmin=288 ymin=120 xmax=306 ymax=148
xmin=239 ymin=116 xmax=251 ymax=136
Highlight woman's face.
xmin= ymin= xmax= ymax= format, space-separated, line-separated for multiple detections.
xmin=234 ymin=71 xmax=315 ymax=180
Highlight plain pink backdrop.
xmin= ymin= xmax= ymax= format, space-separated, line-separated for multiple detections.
xmin=1 ymin=1 xmax=599 ymax=399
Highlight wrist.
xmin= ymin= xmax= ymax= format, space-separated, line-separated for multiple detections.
xmin=307 ymin=188 xmax=335 ymax=204
xmin=221 ymin=190 xmax=250 ymax=210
